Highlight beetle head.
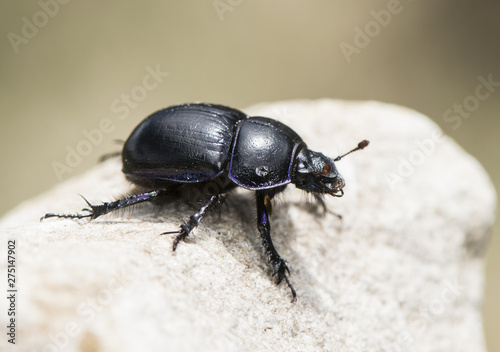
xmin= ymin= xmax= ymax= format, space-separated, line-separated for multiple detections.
xmin=293 ymin=149 xmax=345 ymax=197
xmin=293 ymin=140 xmax=369 ymax=197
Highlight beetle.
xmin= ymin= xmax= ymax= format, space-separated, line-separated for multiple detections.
xmin=42 ymin=103 xmax=368 ymax=300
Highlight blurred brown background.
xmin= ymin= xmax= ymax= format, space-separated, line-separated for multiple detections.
xmin=1 ymin=1 xmax=498 ymax=349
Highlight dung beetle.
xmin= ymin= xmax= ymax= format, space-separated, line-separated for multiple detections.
xmin=42 ymin=103 xmax=368 ymax=300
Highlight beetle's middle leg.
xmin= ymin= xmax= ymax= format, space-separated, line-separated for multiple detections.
xmin=162 ymin=194 xmax=223 ymax=251
xmin=256 ymin=191 xmax=297 ymax=301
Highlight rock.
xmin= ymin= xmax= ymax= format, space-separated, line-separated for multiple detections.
xmin=0 ymin=99 xmax=496 ymax=352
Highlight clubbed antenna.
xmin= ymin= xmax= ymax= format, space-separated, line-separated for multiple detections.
xmin=334 ymin=140 xmax=369 ymax=162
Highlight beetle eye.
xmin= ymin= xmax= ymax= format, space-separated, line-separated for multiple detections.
xmin=321 ymin=164 xmax=331 ymax=175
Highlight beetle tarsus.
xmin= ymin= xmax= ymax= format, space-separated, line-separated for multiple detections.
xmin=271 ymin=257 xmax=290 ymax=278
xmin=171 ymin=229 xmax=188 ymax=251
xmin=40 ymin=211 xmax=93 ymax=221
xmin=270 ymin=257 xmax=296 ymax=301
xmin=162 ymin=225 xmax=189 ymax=251
xmin=40 ymin=198 xmax=105 ymax=222
xmin=284 ymin=274 xmax=297 ymax=302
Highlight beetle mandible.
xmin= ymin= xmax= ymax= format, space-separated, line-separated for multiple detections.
xmin=42 ymin=103 xmax=369 ymax=300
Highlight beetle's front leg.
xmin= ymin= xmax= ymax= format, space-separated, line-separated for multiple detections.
xmin=256 ymin=192 xmax=296 ymax=301
xmin=312 ymin=193 xmax=342 ymax=219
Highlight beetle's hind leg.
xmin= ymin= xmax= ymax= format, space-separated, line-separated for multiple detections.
xmin=162 ymin=194 xmax=224 ymax=251
xmin=41 ymin=190 xmax=168 ymax=221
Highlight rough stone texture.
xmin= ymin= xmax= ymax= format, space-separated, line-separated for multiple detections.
xmin=0 ymin=99 xmax=496 ymax=352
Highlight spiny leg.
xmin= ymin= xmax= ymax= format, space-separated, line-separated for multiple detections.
xmin=312 ymin=193 xmax=327 ymax=214
xmin=41 ymin=190 xmax=168 ymax=221
xmin=162 ymin=194 xmax=222 ymax=251
xmin=312 ymin=193 xmax=342 ymax=219
xmin=256 ymin=191 xmax=296 ymax=301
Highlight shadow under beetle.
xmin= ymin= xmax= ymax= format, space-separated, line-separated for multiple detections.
xmin=42 ymin=103 xmax=368 ymax=301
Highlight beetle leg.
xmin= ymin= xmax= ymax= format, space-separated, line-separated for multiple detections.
xmin=98 ymin=151 xmax=121 ymax=162
xmin=162 ymin=194 xmax=222 ymax=251
xmin=311 ymin=193 xmax=342 ymax=219
xmin=256 ymin=191 xmax=297 ymax=301
xmin=312 ymin=193 xmax=327 ymax=214
xmin=40 ymin=190 xmax=168 ymax=221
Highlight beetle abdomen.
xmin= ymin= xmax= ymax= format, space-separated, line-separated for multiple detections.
xmin=122 ymin=103 xmax=246 ymax=182
xmin=228 ymin=117 xmax=305 ymax=189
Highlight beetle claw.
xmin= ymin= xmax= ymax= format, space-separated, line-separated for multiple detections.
xmin=271 ymin=258 xmax=296 ymax=301
xmin=161 ymin=226 xmax=189 ymax=251
xmin=271 ymin=258 xmax=290 ymax=282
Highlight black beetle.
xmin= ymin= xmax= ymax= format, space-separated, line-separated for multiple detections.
xmin=42 ymin=103 xmax=368 ymax=300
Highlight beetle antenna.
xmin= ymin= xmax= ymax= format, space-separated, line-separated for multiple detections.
xmin=334 ymin=140 xmax=369 ymax=162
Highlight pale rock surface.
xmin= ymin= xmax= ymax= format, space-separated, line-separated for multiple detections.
xmin=0 ymin=100 xmax=496 ymax=352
